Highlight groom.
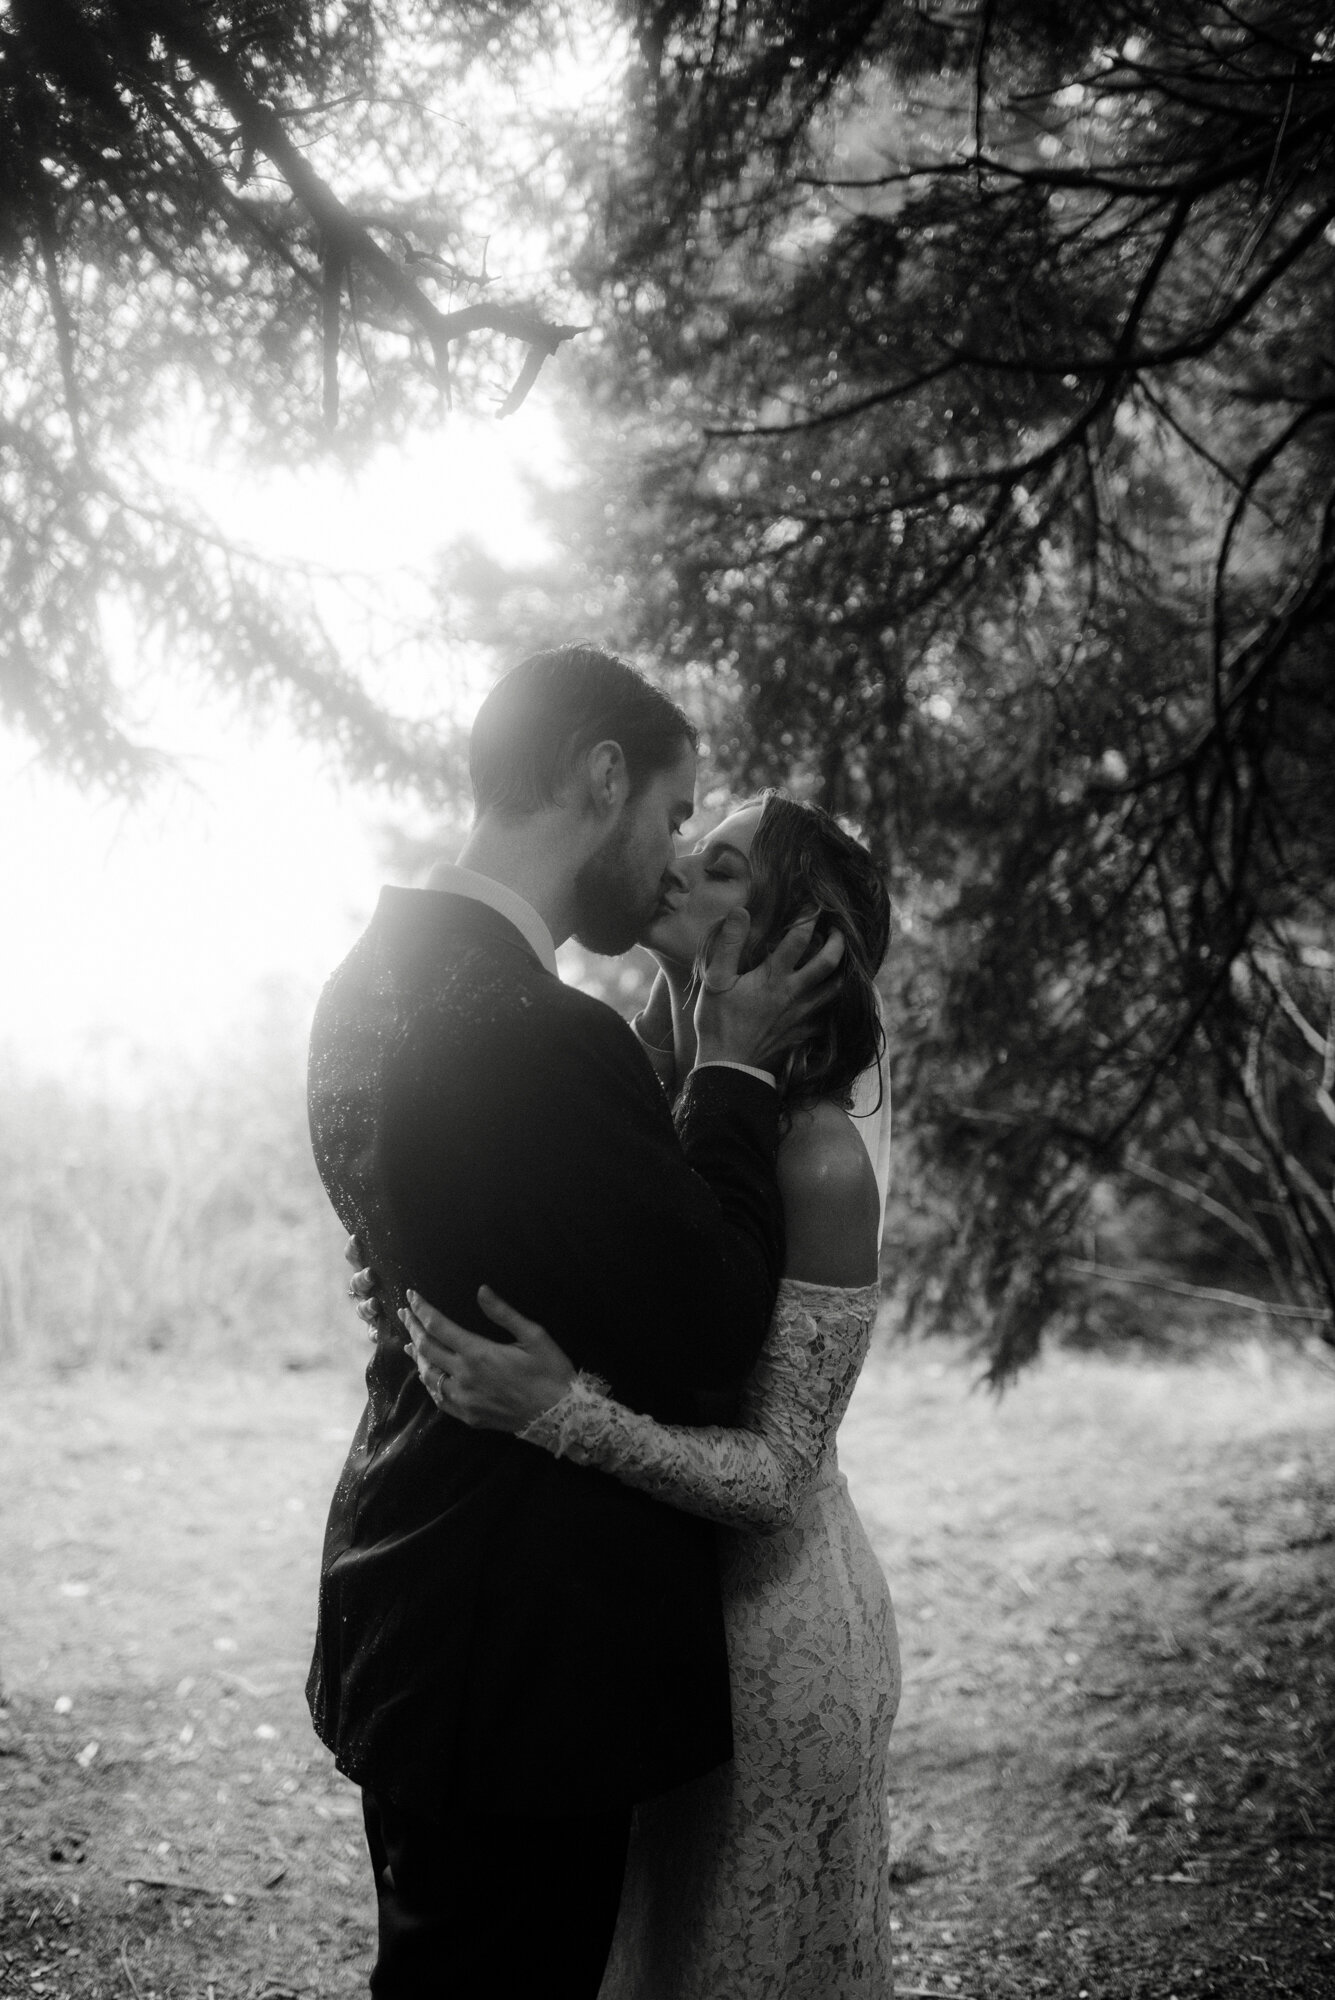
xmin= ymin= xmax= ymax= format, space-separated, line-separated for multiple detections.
xmin=306 ymin=644 xmax=840 ymax=1998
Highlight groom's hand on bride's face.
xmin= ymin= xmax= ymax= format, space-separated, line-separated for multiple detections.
xmin=344 ymin=1232 xmax=389 ymax=1339
xmin=693 ymin=911 xmax=845 ymax=1073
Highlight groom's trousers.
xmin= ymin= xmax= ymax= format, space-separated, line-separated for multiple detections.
xmin=361 ymin=1789 xmax=632 ymax=1998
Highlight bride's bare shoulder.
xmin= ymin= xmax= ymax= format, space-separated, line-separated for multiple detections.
xmin=776 ymin=1101 xmax=880 ymax=1287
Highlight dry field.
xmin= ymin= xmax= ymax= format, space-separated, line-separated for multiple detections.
xmin=1 ymin=1330 xmax=1332 ymax=1998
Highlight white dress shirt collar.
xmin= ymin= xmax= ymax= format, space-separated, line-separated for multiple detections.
xmin=423 ymin=861 xmax=560 ymax=978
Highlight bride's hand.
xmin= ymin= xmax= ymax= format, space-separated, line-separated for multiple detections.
xmin=401 ymin=1286 xmax=577 ymax=1431
xmin=345 ymin=1233 xmax=389 ymax=1340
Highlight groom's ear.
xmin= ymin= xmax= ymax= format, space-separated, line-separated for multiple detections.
xmin=582 ymin=739 xmax=631 ymax=817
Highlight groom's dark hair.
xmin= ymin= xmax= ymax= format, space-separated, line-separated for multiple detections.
xmin=470 ymin=644 xmax=698 ymax=818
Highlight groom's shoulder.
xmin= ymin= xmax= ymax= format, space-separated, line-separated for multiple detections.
xmin=543 ymin=969 xmax=644 ymax=1056
xmin=507 ymin=969 xmax=663 ymax=1105
xmin=375 ymin=891 xmax=638 ymax=1033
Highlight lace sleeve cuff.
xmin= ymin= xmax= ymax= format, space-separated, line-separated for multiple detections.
xmin=517 ymin=1371 xmax=614 ymax=1461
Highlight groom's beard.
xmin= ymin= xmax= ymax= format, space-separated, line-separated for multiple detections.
xmin=571 ymin=823 xmax=661 ymax=956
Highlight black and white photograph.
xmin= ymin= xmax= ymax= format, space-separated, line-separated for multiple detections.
xmin=2 ymin=5 xmax=1333 ymax=1996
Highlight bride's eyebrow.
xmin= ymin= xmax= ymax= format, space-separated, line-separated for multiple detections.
xmin=700 ymin=840 xmax=751 ymax=869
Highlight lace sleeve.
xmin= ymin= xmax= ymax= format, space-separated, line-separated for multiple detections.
xmin=517 ymin=1279 xmax=880 ymax=1531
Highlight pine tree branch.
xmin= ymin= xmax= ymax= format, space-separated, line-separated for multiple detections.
xmin=1120 ymin=1151 xmax=1274 ymax=1261
xmin=702 ymin=361 xmax=958 ymax=438
xmin=947 ymin=192 xmax=1335 ymax=379
xmin=32 ymin=195 xmax=86 ymax=456
xmin=1061 ymin=1259 xmax=1332 ymax=1324
xmin=118 ymin=0 xmax=584 ymax=399
xmin=796 ymin=109 xmax=1332 ymax=206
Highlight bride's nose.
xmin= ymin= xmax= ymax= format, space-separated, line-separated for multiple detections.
xmin=663 ymin=851 xmax=689 ymax=895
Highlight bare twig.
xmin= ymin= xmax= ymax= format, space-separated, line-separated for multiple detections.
xmin=118 ymin=1939 xmax=145 ymax=2000
xmin=972 ymin=0 xmax=997 ymax=168
xmin=33 ymin=194 xmax=85 ymax=454
xmin=798 ymin=112 xmax=1329 ymax=204
xmin=125 ymin=1872 xmax=250 ymax=1898
xmin=1121 ymin=1151 xmax=1273 ymax=1261
xmin=496 ymin=342 xmax=554 ymax=419
xmin=898 ymin=1988 xmax=978 ymax=2000
xmin=321 ymin=235 xmax=344 ymax=432
xmin=1062 ymin=1258 xmax=1333 ymax=1322
xmin=702 ymin=361 xmax=958 ymax=439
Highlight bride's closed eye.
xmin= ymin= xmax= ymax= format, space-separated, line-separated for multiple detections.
xmin=698 ymin=843 xmax=749 ymax=876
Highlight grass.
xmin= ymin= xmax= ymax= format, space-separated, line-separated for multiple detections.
xmin=0 ymin=1021 xmax=351 ymax=1375
xmin=1 ymin=1330 xmax=1333 ymax=1998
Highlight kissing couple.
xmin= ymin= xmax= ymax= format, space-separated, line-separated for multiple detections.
xmin=307 ymin=644 xmax=901 ymax=1997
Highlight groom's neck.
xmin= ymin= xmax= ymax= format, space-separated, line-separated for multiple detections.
xmin=454 ymin=813 xmax=580 ymax=947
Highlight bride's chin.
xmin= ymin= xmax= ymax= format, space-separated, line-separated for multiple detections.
xmin=642 ymin=927 xmax=695 ymax=970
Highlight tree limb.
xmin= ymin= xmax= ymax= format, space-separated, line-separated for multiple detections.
xmin=1062 ymin=1259 xmax=1333 ymax=1323
xmin=120 ymin=0 xmax=584 ymax=401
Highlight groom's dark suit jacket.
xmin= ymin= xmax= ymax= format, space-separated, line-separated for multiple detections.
xmin=306 ymin=886 xmax=784 ymax=1816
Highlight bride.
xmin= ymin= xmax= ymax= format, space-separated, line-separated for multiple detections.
xmin=368 ymin=789 xmax=901 ymax=1998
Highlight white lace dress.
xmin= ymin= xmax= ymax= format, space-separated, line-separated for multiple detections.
xmin=520 ymin=1277 xmax=901 ymax=1998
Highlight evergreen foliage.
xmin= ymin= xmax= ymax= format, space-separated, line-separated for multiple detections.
xmin=444 ymin=1 xmax=1335 ymax=1367
xmin=0 ymin=0 xmax=583 ymax=790
xmin=7 ymin=2 xmax=1334 ymax=1367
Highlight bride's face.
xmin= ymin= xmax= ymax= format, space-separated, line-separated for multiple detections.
xmin=641 ymin=804 xmax=766 ymax=967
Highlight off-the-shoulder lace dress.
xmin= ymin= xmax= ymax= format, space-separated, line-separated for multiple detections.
xmin=520 ymin=1276 xmax=901 ymax=1998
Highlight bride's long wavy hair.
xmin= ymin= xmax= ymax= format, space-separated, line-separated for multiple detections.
xmin=702 ymin=791 xmax=891 ymax=1113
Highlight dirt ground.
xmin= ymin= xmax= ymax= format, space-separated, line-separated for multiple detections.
xmin=1 ymin=1332 xmax=1332 ymax=1999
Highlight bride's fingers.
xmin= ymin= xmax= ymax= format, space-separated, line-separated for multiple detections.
xmin=416 ymin=1353 xmax=451 ymax=1406
xmin=402 ymin=1319 xmax=451 ymax=1387
xmin=403 ymin=1290 xmax=463 ymax=1341
xmin=399 ymin=1305 xmax=451 ymax=1364
xmin=476 ymin=1285 xmax=545 ymax=1344
xmin=402 ymin=1298 xmax=503 ymax=1377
